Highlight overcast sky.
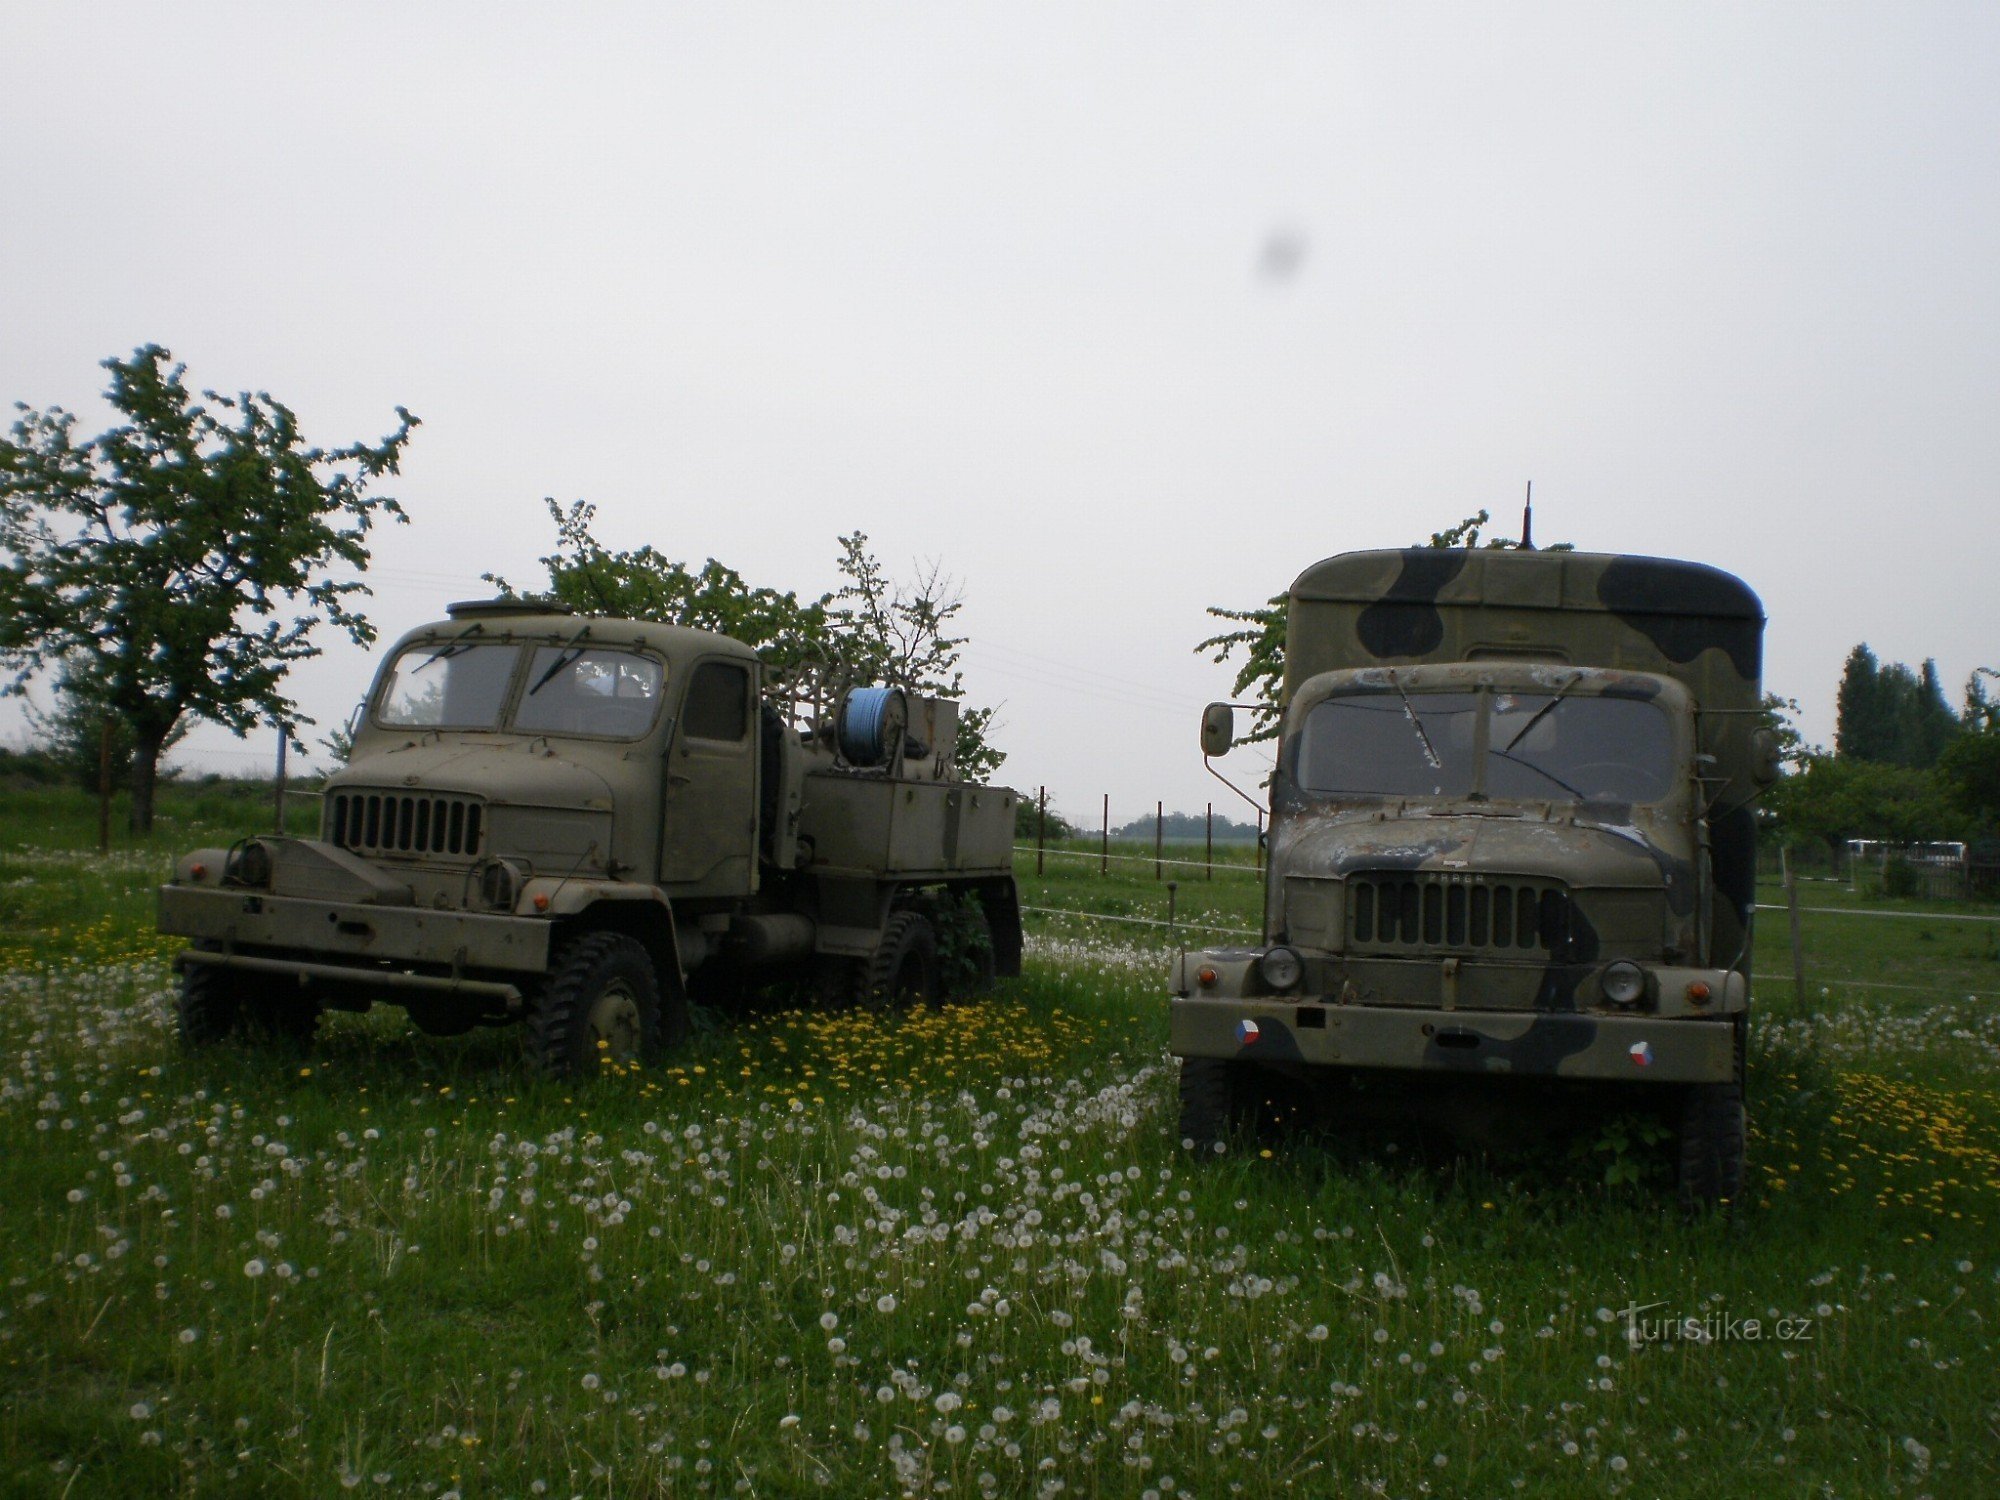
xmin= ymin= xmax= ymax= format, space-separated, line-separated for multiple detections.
xmin=3 ymin=3 xmax=1995 ymax=827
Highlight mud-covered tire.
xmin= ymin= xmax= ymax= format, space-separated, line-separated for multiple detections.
xmin=527 ymin=932 xmax=667 ymax=1079
xmin=1676 ymin=1079 xmax=1746 ymax=1215
xmin=861 ymin=912 xmax=937 ymax=1007
xmin=176 ymin=962 xmax=244 ymax=1051
xmin=1178 ymin=1056 xmax=1238 ymax=1153
xmin=177 ymin=962 xmax=318 ymax=1052
xmin=242 ymin=992 xmax=321 ymax=1052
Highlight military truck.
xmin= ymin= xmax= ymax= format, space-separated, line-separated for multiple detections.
xmin=157 ymin=599 xmax=1023 ymax=1076
xmin=1176 ymin=548 xmax=1774 ymax=1209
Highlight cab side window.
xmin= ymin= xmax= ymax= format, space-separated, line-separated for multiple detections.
xmin=682 ymin=662 xmax=749 ymax=742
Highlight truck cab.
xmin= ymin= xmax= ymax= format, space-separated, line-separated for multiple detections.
xmin=158 ymin=600 xmax=1022 ymax=1076
xmin=1174 ymin=548 xmax=1773 ymax=1209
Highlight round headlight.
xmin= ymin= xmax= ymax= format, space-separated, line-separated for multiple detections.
xmin=1258 ymin=946 xmax=1304 ymax=993
xmin=1601 ymin=960 xmax=1646 ymax=1007
xmin=479 ymin=859 xmax=519 ymax=912
xmin=226 ymin=840 xmax=273 ymax=889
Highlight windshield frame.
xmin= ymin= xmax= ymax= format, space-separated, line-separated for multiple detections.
xmin=1285 ymin=674 xmax=1690 ymax=809
xmin=369 ymin=637 xmax=672 ymax=743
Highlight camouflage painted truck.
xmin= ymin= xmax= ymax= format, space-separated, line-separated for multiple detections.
xmin=1176 ymin=547 xmax=1775 ymax=1209
xmin=157 ymin=599 xmax=1023 ymax=1076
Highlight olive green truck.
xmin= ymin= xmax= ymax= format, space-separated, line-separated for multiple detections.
xmin=1178 ymin=548 xmax=1774 ymax=1209
xmin=157 ymin=599 xmax=1022 ymax=1076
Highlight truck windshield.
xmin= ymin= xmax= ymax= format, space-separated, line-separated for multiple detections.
xmin=511 ymin=647 xmax=665 ymax=739
xmin=378 ymin=643 xmax=519 ymax=729
xmin=1296 ymin=690 xmax=1676 ymax=803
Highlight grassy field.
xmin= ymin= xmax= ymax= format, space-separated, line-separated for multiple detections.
xmin=2 ymin=787 xmax=1997 ymax=1497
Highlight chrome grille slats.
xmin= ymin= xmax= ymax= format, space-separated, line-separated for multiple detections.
xmin=326 ymin=790 xmax=485 ymax=859
xmin=1348 ymin=872 xmax=1573 ymax=955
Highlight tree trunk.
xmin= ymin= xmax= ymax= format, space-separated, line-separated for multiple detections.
xmin=129 ymin=729 xmax=165 ymax=834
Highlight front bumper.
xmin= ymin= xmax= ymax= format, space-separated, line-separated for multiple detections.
xmin=1170 ymin=996 xmax=1737 ymax=1084
xmin=157 ymin=885 xmax=552 ymax=977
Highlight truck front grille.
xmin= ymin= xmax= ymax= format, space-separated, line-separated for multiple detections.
xmin=327 ymin=790 xmax=485 ymax=859
xmin=1350 ymin=874 xmax=1572 ymax=955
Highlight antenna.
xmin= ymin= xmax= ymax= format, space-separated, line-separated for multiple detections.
xmin=1520 ymin=480 xmax=1535 ymax=550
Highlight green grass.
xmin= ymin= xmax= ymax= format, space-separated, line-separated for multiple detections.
xmin=1 ymin=786 xmax=1996 ymax=1496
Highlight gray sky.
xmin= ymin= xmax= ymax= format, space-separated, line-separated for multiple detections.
xmin=3 ymin=3 xmax=1995 ymax=827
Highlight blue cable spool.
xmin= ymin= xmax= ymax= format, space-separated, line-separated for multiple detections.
xmin=838 ymin=687 xmax=906 ymax=766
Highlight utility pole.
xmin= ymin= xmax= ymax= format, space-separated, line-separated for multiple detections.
xmin=1154 ymin=801 xmax=1163 ymax=880
xmin=1036 ymin=786 xmax=1046 ymax=876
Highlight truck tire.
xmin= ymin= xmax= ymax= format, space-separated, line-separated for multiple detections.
xmin=1676 ymin=1079 xmax=1745 ymax=1216
xmin=1178 ymin=1056 xmax=1239 ymax=1153
xmin=242 ymin=992 xmax=321 ymax=1051
xmin=176 ymin=962 xmax=244 ymax=1051
xmin=177 ymin=962 xmax=319 ymax=1052
xmin=527 ymin=932 xmax=667 ymax=1079
xmin=862 ymin=912 xmax=937 ymax=1007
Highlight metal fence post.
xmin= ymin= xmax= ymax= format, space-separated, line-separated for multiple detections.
xmin=274 ymin=731 xmax=288 ymax=834
xmin=1783 ymin=844 xmax=1808 ymax=1018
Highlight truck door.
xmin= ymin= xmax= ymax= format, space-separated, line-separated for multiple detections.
xmin=660 ymin=658 xmax=758 ymax=895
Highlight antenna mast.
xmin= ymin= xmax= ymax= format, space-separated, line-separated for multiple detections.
xmin=1520 ymin=480 xmax=1535 ymax=550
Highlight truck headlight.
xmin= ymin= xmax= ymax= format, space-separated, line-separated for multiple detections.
xmin=1601 ymin=961 xmax=1646 ymax=1007
xmin=1258 ymin=946 xmax=1304 ymax=993
xmin=479 ymin=859 xmax=521 ymax=912
xmin=224 ymin=840 xmax=273 ymax=889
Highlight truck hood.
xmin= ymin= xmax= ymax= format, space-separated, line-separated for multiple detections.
xmin=329 ymin=737 xmax=615 ymax=811
xmin=1272 ymin=805 xmax=1694 ymax=902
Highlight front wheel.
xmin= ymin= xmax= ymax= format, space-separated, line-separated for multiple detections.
xmin=1676 ymin=1079 xmax=1746 ymax=1216
xmin=1178 ymin=1056 xmax=1240 ymax=1153
xmin=860 ymin=912 xmax=937 ymax=1007
xmin=527 ymin=932 xmax=669 ymax=1079
xmin=177 ymin=960 xmax=319 ymax=1053
xmin=176 ymin=961 xmax=244 ymax=1051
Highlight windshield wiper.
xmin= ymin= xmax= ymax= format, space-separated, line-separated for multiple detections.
xmin=1501 ymin=675 xmax=1578 ymax=755
xmin=1388 ymin=670 xmax=1443 ymax=771
xmin=526 ymin=625 xmax=594 ymax=697
xmin=1487 ymin=747 xmax=1587 ymax=801
xmin=417 ymin=622 xmax=484 ymax=668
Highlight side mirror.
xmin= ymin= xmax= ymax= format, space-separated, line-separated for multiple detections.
xmin=1200 ymin=703 xmax=1235 ymax=758
xmin=1750 ymin=728 xmax=1783 ymax=785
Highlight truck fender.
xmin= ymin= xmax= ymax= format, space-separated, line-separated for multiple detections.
xmin=519 ymin=879 xmax=688 ymax=986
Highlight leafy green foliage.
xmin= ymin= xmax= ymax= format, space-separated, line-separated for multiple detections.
xmin=1759 ymin=691 xmax=1813 ymax=770
xmin=0 ymin=346 xmax=414 ymax=829
xmin=1935 ymin=665 xmax=2000 ymax=838
xmin=489 ymin=500 xmax=831 ymax=674
xmin=1833 ymin=644 xmax=1961 ymax=768
xmin=1765 ymin=754 xmax=1960 ymax=857
xmin=1014 ymin=797 xmax=1077 ymax=840
xmin=1196 ymin=509 xmax=1567 ymax=743
xmin=493 ymin=504 xmax=1006 ymax=778
xmin=1570 ymin=1111 xmax=1672 ymax=1189
xmin=24 ymin=660 xmax=189 ymax=793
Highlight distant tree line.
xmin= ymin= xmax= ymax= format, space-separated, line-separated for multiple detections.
xmin=1766 ymin=649 xmax=2000 ymax=861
